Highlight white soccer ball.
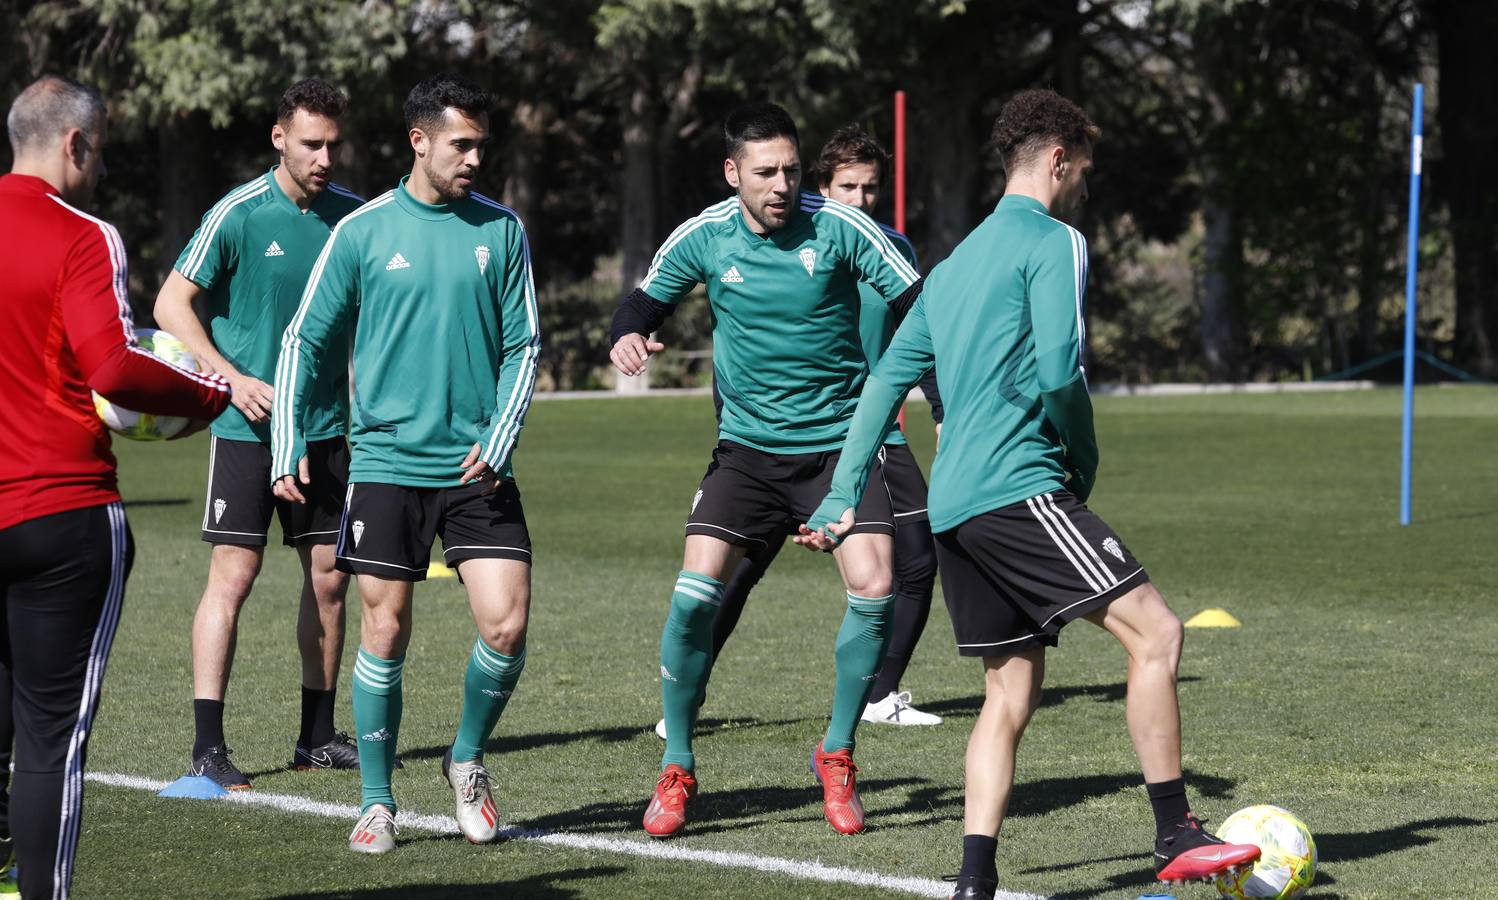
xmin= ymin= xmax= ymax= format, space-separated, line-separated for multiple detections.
xmin=1214 ymin=805 xmax=1317 ymax=899
xmin=92 ymin=328 xmax=200 ymax=441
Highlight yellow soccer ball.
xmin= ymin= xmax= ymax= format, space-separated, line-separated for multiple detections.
xmin=1214 ymin=804 xmax=1317 ymax=899
xmin=92 ymin=329 xmax=200 ymax=441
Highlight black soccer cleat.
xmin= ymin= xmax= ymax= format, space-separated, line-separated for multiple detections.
xmin=1154 ymin=812 xmax=1261 ymax=884
xmin=189 ymin=744 xmax=251 ymax=790
xmin=943 ymin=874 xmax=997 ymax=900
xmin=292 ymin=731 xmax=361 ymax=770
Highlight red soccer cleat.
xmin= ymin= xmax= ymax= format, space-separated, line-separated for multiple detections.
xmin=1154 ymin=813 xmax=1261 ymax=883
xmin=811 ymin=742 xmax=866 ymax=834
xmin=642 ymin=764 xmax=697 ymax=838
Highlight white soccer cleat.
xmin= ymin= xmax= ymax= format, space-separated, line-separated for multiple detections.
xmin=443 ymin=750 xmax=500 ymax=844
xmin=654 ymin=717 xmax=668 ymax=741
xmin=861 ymin=691 xmax=943 ymax=726
xmin=348 ymin=804 xmax=397 ymax=854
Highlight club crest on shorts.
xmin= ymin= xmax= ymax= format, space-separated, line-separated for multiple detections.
xmin=1102 ymin=536 xmax=1125 ymax=562
xmin=353 ymin=520 xmax=365 ymax=548
xmin=798 ymin=247 xmax=816 ymax=276
xmin=475 ymin=245 xmax=490 ymax=275
xmin=213 ymin=498 xmax=226 ymax=524
xmin=691 ymin=489 xmax=703 ymax=513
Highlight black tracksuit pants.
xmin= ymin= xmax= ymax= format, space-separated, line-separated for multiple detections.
xmin=0 ymin=502 xmax=132 ymax=900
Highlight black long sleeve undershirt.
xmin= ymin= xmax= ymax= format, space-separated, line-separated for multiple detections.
xmin=609 ymin=288 xmax=676 ymax=345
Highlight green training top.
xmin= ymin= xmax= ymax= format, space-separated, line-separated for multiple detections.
xmin=174 ymin=168 xmax=363 ymax=444
xmin=811 ymin=193 xmax=1098 ymax=534
xmin=271 ymin=177 xmax=541 ymax=488
xmin=641 ymin=191 xmax=919 ymax=453
xmin=858 ymin=223 xmax=920 ymax=446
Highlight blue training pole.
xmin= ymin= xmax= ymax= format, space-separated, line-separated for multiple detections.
xmin=1400 ymin=84 xmax=1424 ymax=526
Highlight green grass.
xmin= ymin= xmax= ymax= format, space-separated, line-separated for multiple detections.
xmin=73 ymin=386 xmax=1498 ymax=898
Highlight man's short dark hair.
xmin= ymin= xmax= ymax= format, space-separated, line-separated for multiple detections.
xmin=724 ymin=102 xmax=799 ymax=160
xmin=990 ymin=89 xmax=1101 ymax=175
xmin=277 ymin=78 xmax=347 ymax=125
xmin=6 ymin=75 xmax=106 ymax=155
xmin=814 ymin=124 xmax=887 ymax=189
xmin=404 ymin=73 xmax=495 ymax=135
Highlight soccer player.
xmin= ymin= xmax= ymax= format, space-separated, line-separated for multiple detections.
xmin=1 ymin=75 xmax=231 ymax=900
xmin=609 ymin=103 xmax=921 ymax=838
xmin=153 ymin=78 xmax=366 ymax=789
xmin=272 ymin=73 xmax=540 ymax=856
xmin=657 ymin=125 xmax=943 ymax=738
xmin=797 ymin=89 xmax=1262 ymax=897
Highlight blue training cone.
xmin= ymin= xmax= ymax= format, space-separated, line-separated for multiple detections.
xmin=158 ymin=774 xmax=231 ymax=800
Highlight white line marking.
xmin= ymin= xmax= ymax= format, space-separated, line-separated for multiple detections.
xmin=86 ymin=772 xmax=1045 ymax=899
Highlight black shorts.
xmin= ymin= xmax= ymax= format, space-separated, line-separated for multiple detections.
xmin=935 ymin=490 xmax=1149 ymax=657
xmin=201 ymin=436 xmax=348 ymax=547
xmin=685 ymin=440 xmax=894 ymax=547
xmin=335 ymin=480 xmax=531 ymax=582
xmin=881 ymin=443 xmax=930 ymax=525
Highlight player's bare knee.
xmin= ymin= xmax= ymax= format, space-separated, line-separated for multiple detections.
xmin=479 ymin=620 xmax=527 ymax=657
xmin=311 ymin=568 xmax=350 ymax=606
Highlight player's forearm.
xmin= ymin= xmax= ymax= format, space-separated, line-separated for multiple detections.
xmin=269 ymin=336 xmax=319 ymax=479
xmin=609 ymin=288 xmax=675 ymax=344
xmin=809 ymin=376 xmax=904 ymax=531
xmin=482 ymin=340 xmax=540 ymax=471
xmin=152 ymin=272 xmax=238 ymax=378
xmin=77 ymin=328 xmax=230 ymax=418
xmin=1039 ymin=370 xmax=1099 ymax=479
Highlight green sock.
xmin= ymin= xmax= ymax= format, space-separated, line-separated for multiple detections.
xmin=452 ymin=640 xmax=526 ymax=763
xmin=660 ymin=570 xmax=723 ymax=771
xmin=823 ymin=592 xmax=894 ymax=753
xmin=351 ymin=647 xmax=404 ymax=813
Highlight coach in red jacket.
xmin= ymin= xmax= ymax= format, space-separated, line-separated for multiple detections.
xmin=0 ymin=75 xmax=230 ymax=900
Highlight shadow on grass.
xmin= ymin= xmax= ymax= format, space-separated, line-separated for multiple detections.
xmin=1025 ymin=815 xmax=1488 ymax=899
xmin=1317 ymin=815 xmax=1490 ymax=862
xmin=266 ymin=864 xmax=626 ymax=899
xmin=513 ymin=775 xmax=930 ymax=837
xmin=916 ymin=676 xmax=1203 ymax=719
xmin=398 ymin=715 xmax=807 ymax=762
xmin=121 ymin=497 xmax=190 ymax=507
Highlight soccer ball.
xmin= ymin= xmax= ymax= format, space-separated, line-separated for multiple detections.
xmin=92 ymin=329 xmax=200 ymax=441
xmin=1214 ymin=805 xmax=1317 ymax=899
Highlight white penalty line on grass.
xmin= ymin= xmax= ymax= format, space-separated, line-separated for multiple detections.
xmin=88 ymin=772 xmax=1045 ymax=900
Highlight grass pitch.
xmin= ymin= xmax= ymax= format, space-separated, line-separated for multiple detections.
xmin=73 ymin=387 xmax=1498 ymax=898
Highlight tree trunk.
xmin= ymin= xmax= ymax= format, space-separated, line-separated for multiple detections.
xmin=157 ymin=111 xmax=212 ymax=323
xmin=1434 ymin=0 xmax=1498 ymax=376
xmin=617 ymin=77 xmax=659 ymax=394
xmin=501 ymin=99 xmax=549 ymax=243
xmin=918 ymin=85 xmax=978 ymax=266
xmin=1353 ymin=1 xmax=1385 ymax=362
xmin=1199 ymin=165 xmax=1244 ymax=381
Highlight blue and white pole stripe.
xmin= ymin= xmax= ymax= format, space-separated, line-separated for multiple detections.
xmin=1400 ymin=84 xmax=1424 ymax=527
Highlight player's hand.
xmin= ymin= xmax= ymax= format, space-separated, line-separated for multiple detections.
xmin=794 ymin=507 xmax=855 ymax=552
xmin=227 ymin=373 xmax=275 ymax=423
xmin=273 ymin=471 xmax=306 ymax=504
xmin=934 ymin=422 xmax=942 ymax=453
xmin=272 ymin=457 xmax=310 ymax=503
xmin=610 ymin=333 xmax=665 ymax=377
xmin=459 ymin=442 xmax=499 ymax=493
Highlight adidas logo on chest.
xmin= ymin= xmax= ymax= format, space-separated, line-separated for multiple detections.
xmin=719 ymin=265 xmax=744 ymax=283
xmin=264 ymin=241 xmax=285 ymax=257
xmin=385 ymin=252 xmax=411 ymax=271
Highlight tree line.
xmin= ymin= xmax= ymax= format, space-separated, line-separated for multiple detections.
xmin=6 ymin=0 xmax=1495 ymax=386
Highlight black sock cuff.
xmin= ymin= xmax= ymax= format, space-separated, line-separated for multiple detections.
xmin=959 ymin=833 xmax=999 ymax=881
xmin=1145 ymin=776 xmax=1187 ymax=800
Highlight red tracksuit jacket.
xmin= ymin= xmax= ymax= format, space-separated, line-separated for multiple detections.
xmin=0 ymin=173 xmax=231 ymax=531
